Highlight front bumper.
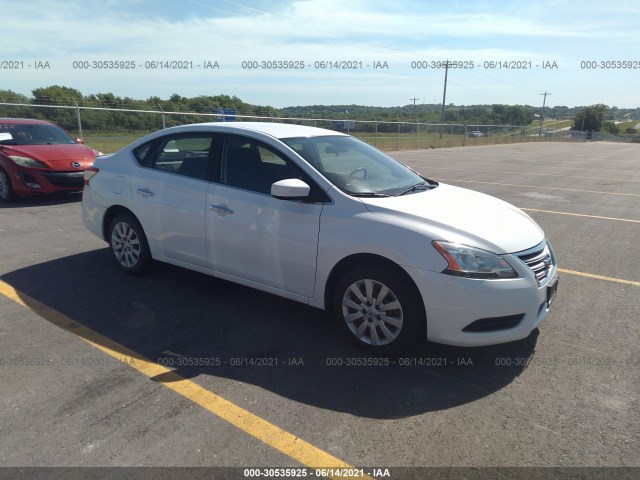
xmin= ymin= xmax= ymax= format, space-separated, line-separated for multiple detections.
xmin=405 ymin=253 xmax=558 ymax=347
xmin=12 ymin=167 xmax=85 ymax=195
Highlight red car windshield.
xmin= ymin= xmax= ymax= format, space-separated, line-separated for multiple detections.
xmin=0 ymin=123 xmax=76 ymax=145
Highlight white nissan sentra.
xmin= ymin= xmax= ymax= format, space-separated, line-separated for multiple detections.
xmin=82 ymin=122 xmax=558 ymax=353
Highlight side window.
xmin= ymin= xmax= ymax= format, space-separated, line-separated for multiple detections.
xmin=149 ymin=135 xmax=215 ymax=181
xmin=221 ymin=137 xmax=304 ymax=194
xmin=133 ymin=142 xmax=153 ymax=166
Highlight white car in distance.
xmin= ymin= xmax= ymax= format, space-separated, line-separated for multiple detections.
xmin=82 ymin=123 xmax=558 ymax=353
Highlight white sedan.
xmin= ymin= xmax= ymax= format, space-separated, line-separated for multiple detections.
xmin=82 ymin=122 xmax=558 ymax=353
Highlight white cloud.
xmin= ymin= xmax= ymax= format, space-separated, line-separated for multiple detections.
xmin=3 ymin=0 xmax=639 ymax=107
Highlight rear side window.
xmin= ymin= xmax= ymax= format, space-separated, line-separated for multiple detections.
xmin=134 ymin=142 xmax=153 ymax=165
xmin=135 ymin=135 xmax=216 ymax=181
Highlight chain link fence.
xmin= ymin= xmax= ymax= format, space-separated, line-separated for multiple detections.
xmin=1 ymin=102 xmax=632 ymax=154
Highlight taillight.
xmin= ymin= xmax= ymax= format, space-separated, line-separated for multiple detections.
xmin=84 ymin=166 xmax=99 ymax=185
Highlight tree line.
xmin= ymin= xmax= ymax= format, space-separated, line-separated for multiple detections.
xmin=0 ymin=85 xmax=638 ymax=134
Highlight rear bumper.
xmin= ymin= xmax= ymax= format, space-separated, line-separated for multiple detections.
xmin=81 ymin=186 xmax=108 ymax=241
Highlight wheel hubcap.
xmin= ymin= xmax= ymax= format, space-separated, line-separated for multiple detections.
xmin=111 ymin=222 xmax=141 ymax=268
xmin=342 ymin=278 xmax=403 ymax=346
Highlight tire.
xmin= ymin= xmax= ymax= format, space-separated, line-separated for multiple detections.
xmin=108 ymin=213 xmax=151 ymax=275
xmin=0 ymin=167 xmax=16 ymax=202
xmin=332 ymin=266 xmax=425 ymax=354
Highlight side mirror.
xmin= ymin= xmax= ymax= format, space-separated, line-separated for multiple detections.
xmin=76 ymin=138 xmax=85 ymax=144
xmin=271 ymin=179 xmax=310 ymax=199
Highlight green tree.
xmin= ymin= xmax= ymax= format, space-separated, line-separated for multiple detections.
xmin=505 ymin=105 xmax=532 ymax=125
xmin=572 ymin=104 xmax=607 ymax=131
xmin=30 ymin=85 xmax=84 ymax=130
xmin=602 ymin=122 xmax=620 ymax=134
xmin=443 ymin=110 xmax=460 ymax=122
xmin=32 ymin=85 xmax=83 ymax=105
xmin=0 ymin=89 xmax=29 ymax=103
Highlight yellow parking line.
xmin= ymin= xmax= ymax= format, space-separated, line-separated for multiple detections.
xmin=434 ymin=178 xmax=640 ymax=197
xmin=557 ymin=269 xmax=640 ymax=287
xmin=520 ymin=208 xmax=640 ymax=224
xmin=0 ymin=280 xmax=367 ymax=478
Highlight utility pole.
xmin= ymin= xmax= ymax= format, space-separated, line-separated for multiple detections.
xmin=538 ymin=91 xmax=551 ymax=136
xmin=410 ymin=97 xmax=419 ymax=120
xmin=440 ymin=60 xmax=449 ymax=139
xmin=409 ymin=97 xmax=420 ymax=147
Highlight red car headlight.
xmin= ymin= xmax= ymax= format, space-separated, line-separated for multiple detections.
xmin=8 ymin=155 xmax=48 ymax=168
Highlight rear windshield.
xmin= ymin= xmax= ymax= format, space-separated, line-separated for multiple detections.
xmin=0 ymin=123 xmax=76 ymax=145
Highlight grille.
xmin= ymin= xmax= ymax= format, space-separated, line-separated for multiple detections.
xmin=517 ymin=243 xmax=553 ymax=283
xmin=41 ymin=171 xmax=84 ymax=188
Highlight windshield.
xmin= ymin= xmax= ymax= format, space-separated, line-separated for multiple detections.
xmin=0 ymin=123 xmax=76 ymax=145
xmin=282 ymin=135 xmax=431 ymax=196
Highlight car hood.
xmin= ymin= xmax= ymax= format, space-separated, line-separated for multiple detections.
xmin=360 ymin=183 xmax=544 ymax=254
xmin=2 ymin=144 xmax=97 ymax=169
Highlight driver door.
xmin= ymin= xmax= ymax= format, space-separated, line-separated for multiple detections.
xmin=205 ymin=135 xmax=325 ymax=298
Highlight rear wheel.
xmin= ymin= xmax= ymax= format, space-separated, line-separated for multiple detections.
xmin=108 ymin=213 xmax=151 ymax=275
xmin=332 ymin=266 xmax=425 ymax=353
xmin=0 ymin=167 xmax=16 ymax=202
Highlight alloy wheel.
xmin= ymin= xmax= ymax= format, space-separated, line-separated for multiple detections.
xmin=341 ymin=278 xmax=403 ymax=346
xmin=111 ymin=221 xmax=142 ymax=268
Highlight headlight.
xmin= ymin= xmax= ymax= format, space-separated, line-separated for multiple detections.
xmin=432 ymin=241 xmax=518 ymax=279
xmin=8 ymin=155 xmax=48 ymax=168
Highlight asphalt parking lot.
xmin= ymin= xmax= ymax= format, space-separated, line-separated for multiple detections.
xmin=0 ymin=142 xmax=638 ymax=479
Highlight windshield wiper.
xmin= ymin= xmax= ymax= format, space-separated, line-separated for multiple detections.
xmin=397 ymin=182 xmax=431 ymax=196
xmin=349 ymin=192 xmax=392 ymax=197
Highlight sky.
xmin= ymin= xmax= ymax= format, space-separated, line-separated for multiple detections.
xmin=3 ymin=0 xmax=640 ymax=109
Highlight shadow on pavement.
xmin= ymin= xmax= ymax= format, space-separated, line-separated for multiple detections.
xmin=0 ymin=191 xmax=82 ymax=209
xmin=2 ymin=250 xmax=538 ymax=419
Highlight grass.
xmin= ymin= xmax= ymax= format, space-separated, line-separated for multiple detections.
xmin=542 ymin=119 xmax=573 ymax=129
xmin=83 ymin=134 xmax=150 ymax=154
xmin=614 ymin=121 xmax=639 ymax=132
xmin=84 ymin=127 xmax=587 ymax=155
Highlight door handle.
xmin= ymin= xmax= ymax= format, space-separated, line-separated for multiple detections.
xmin=136 ymin=187 xmax=155 ymax=198
xmin=209 ymin=204 xmax=234 ymax=216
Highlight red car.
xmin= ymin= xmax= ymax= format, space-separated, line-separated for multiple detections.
xmin=0 ymin=118 xmax=102 ymax=201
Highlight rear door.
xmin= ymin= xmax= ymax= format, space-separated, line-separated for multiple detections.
xmin=131 ymin=133 xmax=216 ymax=267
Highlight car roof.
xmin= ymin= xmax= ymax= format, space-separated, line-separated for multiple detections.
xmin=0 ymin=118 xmax=54 ymax=125
xmin=175 ymin=122 xmax=348 ymax=139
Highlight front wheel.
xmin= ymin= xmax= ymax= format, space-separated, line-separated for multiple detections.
xmin=108 ymin=213 xmax=151 ymax=275
xmin=0 ymin=167 xmax=16 ymax=202
xmin=332 ymin=266 xmax=425 ymax=353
